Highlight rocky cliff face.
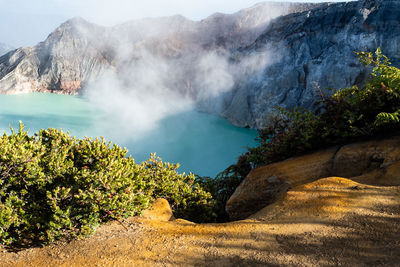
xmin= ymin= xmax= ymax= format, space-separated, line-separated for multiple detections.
xmin=215 ymin=0 xmax=400 ymax=128
xmin=0 ymin=0 xmax=399 ymax=128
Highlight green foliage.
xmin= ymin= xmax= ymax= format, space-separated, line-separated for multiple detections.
xmin=140 ymin=155 xmax=215 ymax=223
xmin=0 ymin=125 xmax=213 ymax=246
xmin=212 ymin=48 xmax=400 ymax=215
xmin=247 ymin=47 xmax=400 ymax=166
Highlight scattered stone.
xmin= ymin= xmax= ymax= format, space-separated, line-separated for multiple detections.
xmin=141 ymin=199 xmax=175 ymax=222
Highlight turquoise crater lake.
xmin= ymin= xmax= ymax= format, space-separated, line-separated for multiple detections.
xmin=0 ymin=93 xmax=258 ymax=177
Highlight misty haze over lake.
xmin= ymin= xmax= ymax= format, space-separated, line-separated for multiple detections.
xmin=0 ymin=93 xmax=257 ymax=176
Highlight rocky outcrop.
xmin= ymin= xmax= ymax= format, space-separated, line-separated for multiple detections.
xmin=226 ymin=136 xmax=400 ymax=220
xmin=0 ymin=18 xmax=110 ymax=94
xmin=141 ymin=198 xmax=175 ymax=222
xmin=226 ymin=148 xmax=338 ymax=220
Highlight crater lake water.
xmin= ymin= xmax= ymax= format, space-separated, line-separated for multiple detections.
xmin=0 ymin=93 xmax=258 ymax=177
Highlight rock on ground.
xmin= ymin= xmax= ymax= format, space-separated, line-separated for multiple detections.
xmin=227 ymin=136 xmax=400 ymax=220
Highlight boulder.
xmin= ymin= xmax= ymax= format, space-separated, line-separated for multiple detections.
xmin=332 ymin=136 xmax=400 ymax=178
xmin=141 ymin=199 xmax=175 ymax=222
xmin=226 ymin=147 xmax=338 ymax=220
xmin=227 ymin=136 xmax=400 ymax=220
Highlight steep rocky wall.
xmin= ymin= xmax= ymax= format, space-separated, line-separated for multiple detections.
xmin=213 ymin=0 xmax=400 ymax=128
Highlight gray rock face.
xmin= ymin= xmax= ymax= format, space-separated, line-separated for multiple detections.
xmin=217 ymin=0 xmax=400 ymax=128
xmin=0 ymin=18 xmax=109 ymax=94
xmin=0 ymin=0 xmax=399 ymax=129
xmin=0 ymin=2 xmax=316 ymax=95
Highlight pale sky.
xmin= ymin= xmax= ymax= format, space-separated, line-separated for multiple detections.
xmin=0 ymin=0 xmax=355 ymax=47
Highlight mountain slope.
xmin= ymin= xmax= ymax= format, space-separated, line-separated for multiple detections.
xmin=0 ymin=2 xmax=316 ymax=95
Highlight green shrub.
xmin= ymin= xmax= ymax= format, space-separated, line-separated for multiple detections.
xmin=246 ymin=47 xmax=400 ymax=166
xmin=140 ymin=155 xmax=216 ymax=222
xmin=0 ymin=125 xmax=213 ymax=246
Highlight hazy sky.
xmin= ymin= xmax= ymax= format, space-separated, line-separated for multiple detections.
xmin=0 ymin=0 xmax=353 ymax=47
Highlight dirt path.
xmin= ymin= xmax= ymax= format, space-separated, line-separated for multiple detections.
xmin=1 ymin=177 xmax=400 ymax=266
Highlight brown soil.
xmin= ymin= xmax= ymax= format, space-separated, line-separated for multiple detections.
xmin=1 ymin=177 xmax=399 ymax=266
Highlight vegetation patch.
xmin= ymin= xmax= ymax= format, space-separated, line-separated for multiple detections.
xmin=0 ymin=126 xmax=214 ymax=246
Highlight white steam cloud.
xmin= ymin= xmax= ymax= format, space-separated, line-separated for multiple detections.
xmin=195 ymin=51 xmax=234 ymax=99
xmin=77 ymin=3 xmax=288 ymax=141
xmin=84 ymin=44 xmax=278 ymax=142
xmin=85 ymin=64 xmax=193 ymax=140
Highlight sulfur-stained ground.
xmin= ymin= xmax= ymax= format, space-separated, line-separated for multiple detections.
xmin=1 ymin=177 xmax=399 ymax=266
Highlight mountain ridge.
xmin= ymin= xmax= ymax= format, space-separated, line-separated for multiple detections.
xmin=0 ymin=1 xmax=318 ymax=96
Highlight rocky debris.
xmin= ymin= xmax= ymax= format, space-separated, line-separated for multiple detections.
xmin=226 ymin=136 xmax=400 ymax=220
xmin=141 ymin=198 xmax=175 ymax=222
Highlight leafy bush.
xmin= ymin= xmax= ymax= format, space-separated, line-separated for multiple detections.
xmin=140 ymin=155 xmax=216 ymax=223
xmin=250 ymin=47 xmax=400 ymax=164
xmin=0 ymin=125 xmax=213 ymax=246
xmin=211 ymin=48 xmax=400 ymax=217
